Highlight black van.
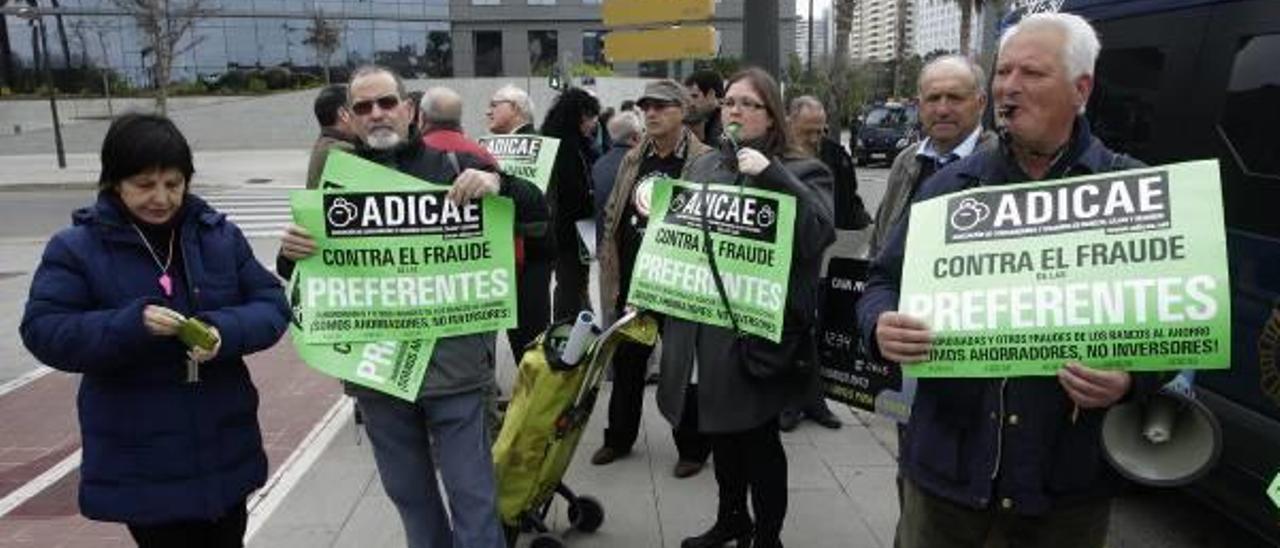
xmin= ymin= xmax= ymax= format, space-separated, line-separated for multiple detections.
xmin=853 ymin=102 xmax=919 ymax=166
xmin=1063 ymin=0 xmax=1280 ymax=542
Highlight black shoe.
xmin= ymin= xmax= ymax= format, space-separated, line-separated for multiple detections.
xmin=590 ymin=446 xmax=630 ymax=465
xmin=808 ymin=409 xmax=843 ymax=430
xmin=673 ymin=459 xmax=705 ymax=478
xmin=778 ymin=409 xmax=802 ymax=432
xmin=681 ymin=515 xmax=753 ymax=548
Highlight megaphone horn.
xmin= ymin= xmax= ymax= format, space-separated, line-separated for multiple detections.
xmin=1101 ymin=383 xmax=1223 ymax=487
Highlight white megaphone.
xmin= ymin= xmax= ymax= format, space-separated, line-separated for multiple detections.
xmin=1101 ymin=371 xmax=1222 ymax=487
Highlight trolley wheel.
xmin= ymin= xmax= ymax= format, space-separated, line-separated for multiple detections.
xmin=568 ymin=495 xmax=605 ymax=533
xmin=529 ymin=533 xmax=566 ymax=548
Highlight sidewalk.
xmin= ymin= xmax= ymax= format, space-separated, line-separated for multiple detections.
xmin=0 ymin=149 xmax=310 ymax=191
xmin=249 ymin=385 xmax=903 ymax=548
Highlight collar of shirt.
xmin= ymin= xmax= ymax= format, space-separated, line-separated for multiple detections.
xmin=642 ymin=130 xmax=689 ymax=161
xmin=917 ymin=126 xmax=983 ymax=166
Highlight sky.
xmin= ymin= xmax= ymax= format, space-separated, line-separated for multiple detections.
xmin=796 ymin=0 xmax=834 ymax=19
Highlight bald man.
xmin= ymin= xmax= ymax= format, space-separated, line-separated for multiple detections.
xmin=869 ymin=56 xmax=996 ymax=256
xmin=420 ymin=86 xmax=498 ymax=166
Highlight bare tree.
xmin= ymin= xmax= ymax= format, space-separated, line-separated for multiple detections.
xmin=70 ymin=17 xmax=117 ymax=116
xmin=303 ymin=10 xmax=341 ymax=84
xmin=109 ymin=0 xmax=217 ymax=115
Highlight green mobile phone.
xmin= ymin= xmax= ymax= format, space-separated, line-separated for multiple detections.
xmin=177 ymin=318 xmax=219 ymax=351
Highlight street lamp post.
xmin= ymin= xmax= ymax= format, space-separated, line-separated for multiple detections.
xmin=17 ymin=6 xmax=66 ymax=169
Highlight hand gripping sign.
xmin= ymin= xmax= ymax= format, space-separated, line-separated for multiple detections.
xmin=898 ymin=160 xmax=1231 ymax=377
xmin=286 ymin=151 xmax=516 ymax=400
xmin=626 ymin=178 xmax=796 ymax=343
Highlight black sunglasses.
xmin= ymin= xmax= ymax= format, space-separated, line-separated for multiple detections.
xmin=350 ymin=94 xmax=401 ymax=116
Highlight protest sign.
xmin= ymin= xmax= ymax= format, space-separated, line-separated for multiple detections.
xmin=477 ymin=134 xmax=561 ymax=192
xmin=899 ymin=160 xmax=1230 ymax=377
xmin=626 ymin=178 xmax=795 ymax=342
xmin=288 ymin=275 xmax=435 ymax=401
xmin=290 ymin=152 xmax=518 ymax=344
xmin=819 ymin=256 xmax=914 ymax=421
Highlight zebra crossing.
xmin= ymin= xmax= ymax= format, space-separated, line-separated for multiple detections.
xmin=203 ymin=186 xmax=300 ymax=239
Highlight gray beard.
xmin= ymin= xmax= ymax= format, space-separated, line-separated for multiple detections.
xmin=365 ymin=129 xmax=403 ymax=150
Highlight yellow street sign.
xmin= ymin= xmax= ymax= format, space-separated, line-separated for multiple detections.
xmin=604 ymin=25 xmax=718 ymax=62
xmin=602 ymin=0 xmax=714 ymax=27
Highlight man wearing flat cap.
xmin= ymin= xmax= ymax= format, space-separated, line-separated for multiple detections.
xmin=593 ymin=80 xmax=714 ymax=478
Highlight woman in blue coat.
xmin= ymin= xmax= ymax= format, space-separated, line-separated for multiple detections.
xmin=20 ymin=113 xmax=289 ymax=548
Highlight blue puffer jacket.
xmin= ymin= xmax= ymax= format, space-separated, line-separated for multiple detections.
xmin=20 ymin=192 xmax=289 ymax=525
xmin=856 ymin=118 xmax=1167 ymax=515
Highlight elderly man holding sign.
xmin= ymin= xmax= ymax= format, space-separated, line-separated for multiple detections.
xmin=279 ymin=65 xmax=548 ymax=548
xmin=857 ymin=12 xmax=1237 ymax=548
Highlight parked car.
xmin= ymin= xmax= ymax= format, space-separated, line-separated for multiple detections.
xmin=853 ymin=102 xmax=918 ymax=166
xmin=1064 ymin=0 xmax=1280 ymax=542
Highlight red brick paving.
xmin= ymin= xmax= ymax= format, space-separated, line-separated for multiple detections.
xmin=0 ymin=337 xmax=341 ymax=547
xmin=0 ymin=373 xmax=80 ymax=503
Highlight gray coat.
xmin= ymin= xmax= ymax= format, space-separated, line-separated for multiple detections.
xmin=656 ymin=151 xmax=836 ymax=433
xmin=868 ymin=130 xmax=997 ymax=257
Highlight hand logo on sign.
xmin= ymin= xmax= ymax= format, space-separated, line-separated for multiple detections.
xmin=327 ymin=197 xmax=360 ymax=228
xmin=950 ymin=198 xmax=991 ymax=232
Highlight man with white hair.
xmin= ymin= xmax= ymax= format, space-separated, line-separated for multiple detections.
xmin=869 ymin=55 xmax=996 ymax=256
xmin=487 ymin=84 xmax=537 ymax=135
xmin=591 ymin=110 xmax=643 ymax=238
xmin=856 ymin=14 xmax=1162 ymax=547
xmin=278 ymin=65 xmax=548 ymax=548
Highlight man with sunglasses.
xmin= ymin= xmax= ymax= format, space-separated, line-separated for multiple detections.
xmin=594 ymin=80 xmax=713 ymax=479
xmin=278 ymin=65 xmax=547 ymax=548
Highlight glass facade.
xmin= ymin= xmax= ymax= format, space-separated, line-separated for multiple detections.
xmin=1 ymin=0 xmax=451 ymax=90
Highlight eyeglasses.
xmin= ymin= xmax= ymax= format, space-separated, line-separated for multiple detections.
xmin=489 ymin=99 xmax=514 ymax=109
xmin=350 ymin=94 xmax=401 ymax=116
xmin=720 ymin=97 xmax=766 ymax=112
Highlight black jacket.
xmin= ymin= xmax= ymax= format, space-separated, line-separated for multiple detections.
xmin=819 ymin=137 xmax=872 ymax=230
xmin=856 ymin=117 xmax=1166 ymax=515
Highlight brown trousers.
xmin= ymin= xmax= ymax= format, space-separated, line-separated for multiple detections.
xmin=895 ymin=479 xmax=1110 ymax=548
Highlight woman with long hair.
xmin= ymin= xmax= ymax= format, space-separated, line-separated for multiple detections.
xmin=21 ymin=113 xmax=289 ymax=548
xmin=656 ymin=68 xmax=836 ymax=548
xmin=540 ymin=87 xmax=602 ymax=319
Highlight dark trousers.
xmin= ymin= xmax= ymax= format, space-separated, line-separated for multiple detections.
xmin=127 ymin=501 xmax=247 ymax=548
xmin=552 ymin=245 xmax=591 ymax=320
xmin=674 ymin=384 xmax=712 ymax=463
xmin=507 ymin=258 xmax=552 ymax=357
xmin=709 ymin=418 xmax=788 ymax=542
xmin=784 ymin=367 xmax=835 ymax=416
xmin=605 ymin=351 xmax=710 ymax=462
xmin=895 ymin=478 xmax=1110 ymax=548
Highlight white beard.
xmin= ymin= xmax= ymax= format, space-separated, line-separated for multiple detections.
xmin=365 ymin=128 xmax=403 ymax=150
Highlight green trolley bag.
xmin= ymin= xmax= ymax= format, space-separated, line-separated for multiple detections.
xmin=493 ymin=311 xmax=659 ymax=546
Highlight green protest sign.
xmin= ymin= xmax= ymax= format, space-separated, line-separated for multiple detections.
xmin=625 ymin=178 xmax=795 ymax=342
xmin=289 ymin=151 xmax=443 ymax=399
xmin=898 ymin=160 xmax=1230 ymax=377
xmin=290 ymin=153 xmax=518 ymax=344
xmin=477 ymin=134 xmax=561 ymax=192
xmin=288 ymin=275 xmax=435 ymax=401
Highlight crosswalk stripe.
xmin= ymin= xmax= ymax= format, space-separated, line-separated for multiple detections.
xmin=200 ymin=188 xmax=294 ymax=239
